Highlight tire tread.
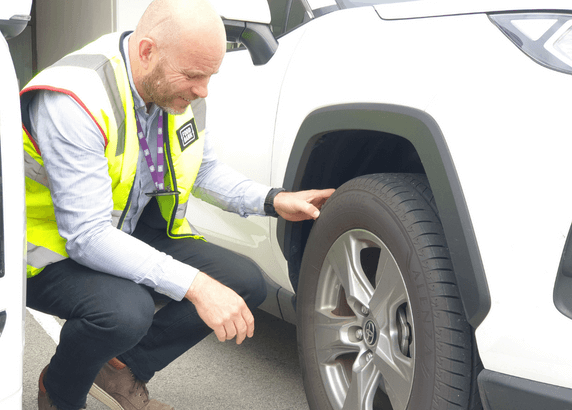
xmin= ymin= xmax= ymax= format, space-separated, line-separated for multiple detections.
xmin=297 ymin=173 xmax=482 ymax=410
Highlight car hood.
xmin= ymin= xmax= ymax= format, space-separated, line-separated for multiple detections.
xmin=375 ymin=0 xmax=572 ymax=20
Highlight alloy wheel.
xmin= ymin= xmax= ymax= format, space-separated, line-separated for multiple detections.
xmin=313 ymin=229 xmax=415 ymax=410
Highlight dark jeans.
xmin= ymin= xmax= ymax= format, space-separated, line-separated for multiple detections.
xmin=27 ymin=201 xmax=267 ymax=410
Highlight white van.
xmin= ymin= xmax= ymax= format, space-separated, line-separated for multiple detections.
xmin=0 ymin=1 xmax=32 ymax=408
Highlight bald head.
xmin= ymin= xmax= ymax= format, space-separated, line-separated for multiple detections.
xmin=129 ymin=0 xmax=227 ymax=113
xmin=135 ymin=0 xmax=226 ymax=55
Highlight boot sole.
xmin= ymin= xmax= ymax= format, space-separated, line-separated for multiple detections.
xmin=89 ymin=383 xmax=124 ymax=410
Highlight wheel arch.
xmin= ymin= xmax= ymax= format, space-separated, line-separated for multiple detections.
xmin=277 ymin=103 xmax=491 ymax=328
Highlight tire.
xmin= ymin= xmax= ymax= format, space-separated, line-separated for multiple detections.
xmin=297 ymin=173 xmax=482 ymax=410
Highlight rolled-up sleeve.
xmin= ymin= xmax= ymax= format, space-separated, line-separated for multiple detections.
xmin=192 ymin=129 xmax=271 ymax=217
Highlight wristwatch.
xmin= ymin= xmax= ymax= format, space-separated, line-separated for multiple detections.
xmin=264 ymin=188 xmax=286 ymax=217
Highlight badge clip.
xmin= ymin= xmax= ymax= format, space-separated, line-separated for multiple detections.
xmin=145 ymin=189 xmax=181 ymax=197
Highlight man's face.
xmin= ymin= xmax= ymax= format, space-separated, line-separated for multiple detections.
xmin=141 ymin=41 xmax=224 ymax=115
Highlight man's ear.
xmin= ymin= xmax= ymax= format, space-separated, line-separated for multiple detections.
xmin=138 ymin=37 xmax=156 ymax=70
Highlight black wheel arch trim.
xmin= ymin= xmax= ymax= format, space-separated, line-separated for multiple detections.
xmin=553 ymin=223 xmax=572 ymax=320
xmin=277 ymin=103 xmax=491 ymax=328
xmin=477 ymin=369 xmax=572 ymax=410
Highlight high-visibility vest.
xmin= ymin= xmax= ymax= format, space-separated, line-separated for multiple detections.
xmin=21 ymin=32 xmax=206 ymax=278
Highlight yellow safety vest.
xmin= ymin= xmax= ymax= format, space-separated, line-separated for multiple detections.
xmin=21 ymin=32 xmax=206 ymax=278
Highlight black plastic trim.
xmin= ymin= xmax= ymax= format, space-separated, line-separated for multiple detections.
xmin=222 ymin=19 xmax=278 ymax=65
xmin=0 ymin=310 xmax=6 ymax=338
xmin=0 ymin=132 xmax=3 ymax=279
xmin=257 ymin=271 xmax=284 ymax=320
xmin=554 ymin=223 xmax=572 ymax=320
xmin=277 ymin=103 xmax=491 ymax=328
xmin=478 ymin=369 xmax=572 ymax=410
xmin=0 ymin=18 xmax=29 ymax=40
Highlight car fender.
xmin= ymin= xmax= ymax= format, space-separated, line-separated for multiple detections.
xmin=277 ymin=103 xmax=491 ymax=328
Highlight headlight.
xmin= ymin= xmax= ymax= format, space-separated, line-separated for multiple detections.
xmin=490 ymin=13 xmax=572 ymax=75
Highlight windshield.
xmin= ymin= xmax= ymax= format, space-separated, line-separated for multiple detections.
xmin=337 ymin=0 xmax=420 ymax=8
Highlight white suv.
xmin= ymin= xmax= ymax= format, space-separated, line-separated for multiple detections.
xmin=190 ymin=0 xmax=572 ymax=409
xmin=0 ymin=2 xmax=30 ymax=409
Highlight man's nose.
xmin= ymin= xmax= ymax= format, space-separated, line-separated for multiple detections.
xmin=191 ymin=82 xmax=208 ymax=99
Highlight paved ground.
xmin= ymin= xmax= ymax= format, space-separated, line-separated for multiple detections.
xmin=23 ymin=308 xmax=310 ymax=410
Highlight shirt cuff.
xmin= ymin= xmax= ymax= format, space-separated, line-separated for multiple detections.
xmin=154 ymin=257 xmax=199 ymax=301
xmin=241 ymin=182 xmax=273 ymax=216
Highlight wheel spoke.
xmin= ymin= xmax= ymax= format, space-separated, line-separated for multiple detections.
xmin=372 ymin=344 xmax=414 ymax=410
xmin=368 ymin=245 xmax=408 ymax=322
xmin=325 ymin=233 xmax=374 ymax=310
xmin=316 ymin=229 xmax=415 ymax=410
xmin=362 ymin=240 xmax=414 ymax=410
xmin=342 ymin=353 xmax=381 ymax=410
xmin=314 ymin=310 xmax=360 ymax=364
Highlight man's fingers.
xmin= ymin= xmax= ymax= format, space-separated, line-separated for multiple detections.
xmin=186 ymin=272 xmax=257 ymax=344
xmin=213 ymin=325 xmax=227 ymax=343
xmin=242 ymin=308 xmax=255 ymax=339
xmin=232 ymin=317 xmax=247 ymax=344
xmin=274 ymin=189 xmax=335 ymax=221
xmin=306 ymin=203 xmax=320 ymax=219
xmin=235 ymin=322 xmax=247 ymax=345
xmin=224 ymin=322 xmax=238 ymax=342
xmin=313 ymin=189 xmax=335 ymax=208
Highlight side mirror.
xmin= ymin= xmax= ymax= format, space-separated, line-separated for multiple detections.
xmin=210 ymin=0 xmax=278 ymax=66
xmin=0 ymin=0 xmax=32 ymax=39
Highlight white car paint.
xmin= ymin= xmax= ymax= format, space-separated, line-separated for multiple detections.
xmin=0 ymin=2 xmax=32 ymax=408
xmin=193 ymin=0 xmax=572 ymax=395
xmin=376 ymin=0 xmax=572 ymax=19
xmin=0 ymin=30 xmax=28 ymax=410
xmin=210 ymin=0 xmax=272 ymax=23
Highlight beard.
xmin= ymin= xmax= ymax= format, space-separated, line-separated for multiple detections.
xmin=141 ymin=60 xmax=187 ymax=115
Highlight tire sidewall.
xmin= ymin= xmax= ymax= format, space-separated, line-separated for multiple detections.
xmin=297 ymin=176 xmax=440 ymax=410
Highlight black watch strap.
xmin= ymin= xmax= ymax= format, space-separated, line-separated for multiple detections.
xmin=264 ymin=188 xmax=286 ymax=217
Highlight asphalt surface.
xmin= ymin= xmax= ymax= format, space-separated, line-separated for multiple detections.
xmin=23 ymin=308 xmax=310 ymax=410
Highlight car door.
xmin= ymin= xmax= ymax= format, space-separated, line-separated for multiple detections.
xmin=186 ymin=0 xmax=314 ymax=290
xmin=0 ymin=3 xmax=31 ymax=408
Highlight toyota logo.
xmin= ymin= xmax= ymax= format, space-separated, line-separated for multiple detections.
xmin=364 ymin=320 xmax=378 ymax=346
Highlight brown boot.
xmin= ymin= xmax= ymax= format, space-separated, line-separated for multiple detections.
xmin=38 ymin=365 xmax=88 ymax=410
xmin=38 ymin=365 xmax=87 ymax=410
xmin=91 ymin=358 xmax=174 ymax=410
xmin=38 ymin=365 xmax=60 ymax=410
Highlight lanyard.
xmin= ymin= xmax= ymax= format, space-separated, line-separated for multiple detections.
xmin=134 ymin=109 xmax=179 ymax=197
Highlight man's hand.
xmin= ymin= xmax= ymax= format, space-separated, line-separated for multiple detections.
xmin=273 ymin=189 xmax=335 ymax=221
xmin=185 ymin=271 xmax=254 ymax=344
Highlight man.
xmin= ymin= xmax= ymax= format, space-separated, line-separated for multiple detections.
xmin=21 ymin=0 xmax=334 ymax=409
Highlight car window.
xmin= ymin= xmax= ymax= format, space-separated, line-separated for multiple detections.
xmin=268 ymin=0 xmax=310 ymax=37
xmin=285 ymin=0 xmax=308 ymax=33
xmin=268 ymin=0 xmax=289 ymax=37
xmin=226 ymin=0 xmax=325 ymax=52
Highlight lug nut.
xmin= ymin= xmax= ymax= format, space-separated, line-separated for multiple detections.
xmin=355 ymin=329 xmax=363 ymax=340
xmin=361 ymin=306 xmax=369 ymax=315
xmin=366 ymin=352 xmax=373 ymax=362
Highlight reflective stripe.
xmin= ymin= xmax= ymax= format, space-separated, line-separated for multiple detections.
xmin=175 ymin=202 xmax=187 ymax=220
xmin=23 ymin=33 xmax=204 ymax=275
xmin=188 ymin=222 xmax=201 ymax=237
xmin=24 ymin=151 xmax=49 ymax=187
xmin=27 ymin=243 xmax=66 ymax=268
xmin=190 ymin=98 xmax=206 ymax=132
xmin=51 ymin=54 xmax=126 ymax=156
xmin=111 ymin=210 xmax=122 ymax=228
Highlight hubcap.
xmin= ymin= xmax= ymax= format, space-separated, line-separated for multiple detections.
xmin=364 ymin=320 xmax=378 ymax=347
xmin=313 ymin=229 xmax=415 ymax=410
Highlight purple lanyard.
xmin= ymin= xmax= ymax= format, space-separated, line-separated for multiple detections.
xmin=134 ymin=109 xmax=179 ymax=197
xmin=135 ymin=109 xmax=165 ymax=193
